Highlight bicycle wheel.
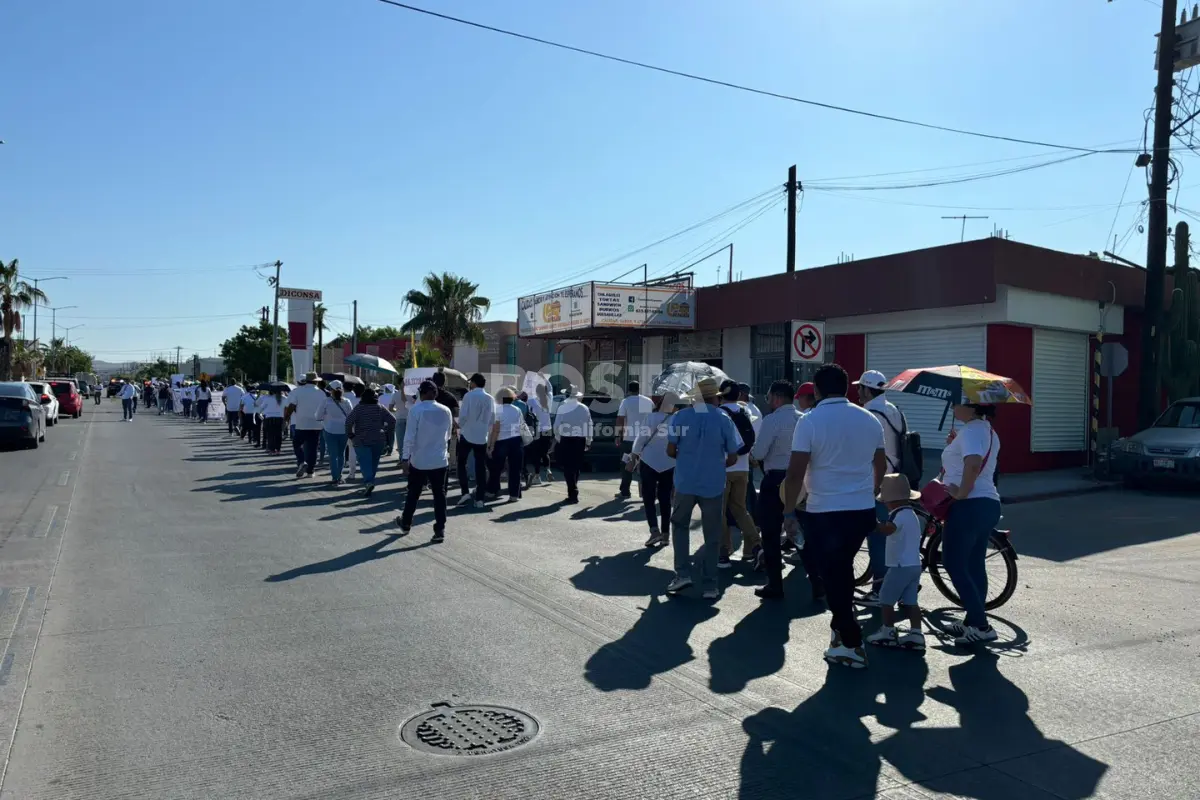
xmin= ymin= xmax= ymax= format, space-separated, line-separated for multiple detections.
xmin=853 ymin=541 xmax=873 ymax=587
xmin=925 ymin=531 xmax=1018 ymax=610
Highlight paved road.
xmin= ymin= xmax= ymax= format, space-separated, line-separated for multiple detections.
xmin=0 ymin=400 xmax=1197 ymax=799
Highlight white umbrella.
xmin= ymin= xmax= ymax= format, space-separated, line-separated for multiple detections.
xmin=651 ymin=362 xmax=730 ymax=398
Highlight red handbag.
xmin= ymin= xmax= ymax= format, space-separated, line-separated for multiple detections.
xmin=920 ymin=427 xmax=994 ymax=521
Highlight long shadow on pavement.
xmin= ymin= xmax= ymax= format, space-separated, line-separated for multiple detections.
xmin=584 ymin=594 xmax=719 ymax=691
xmin=736 ymin=651 xmax=1108 ymax=799
xmin=264 ymin=534 xmax=433 ymax=581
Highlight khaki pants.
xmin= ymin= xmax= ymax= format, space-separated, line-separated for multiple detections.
xmin=722 ymin=471 xmax=761 ymax=555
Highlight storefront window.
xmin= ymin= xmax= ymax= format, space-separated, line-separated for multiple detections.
xmin=751 ymin=323 xmax=787 ymax=396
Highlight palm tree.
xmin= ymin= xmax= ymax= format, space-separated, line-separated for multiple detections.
xmin=0 ymin=259 xmax=49 ymax=380
xmin=401 ymin=272 xmax=490 ymax=361
xmin=313 ymin=302 xmax=327 ymax=372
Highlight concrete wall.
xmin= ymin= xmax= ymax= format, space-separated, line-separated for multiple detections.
xmin=722 ymin=327 xmax=751 ymax=383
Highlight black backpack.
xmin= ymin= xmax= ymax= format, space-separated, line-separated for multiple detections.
xmin=721 ymin=404 xmax=756 ymax=456
xmin=522 ymin=406 xmax=539 ymax=434
xmin=872 ymin=408 xmax=923 ymax=489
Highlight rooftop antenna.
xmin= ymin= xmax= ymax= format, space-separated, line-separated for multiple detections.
xmin=942 ymin=214 xmax=989 ymax=242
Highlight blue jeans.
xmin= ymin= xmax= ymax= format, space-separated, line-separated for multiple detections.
xmin=868 ymin=502 xmax=889 ymax=590
xmin=393 ymin=419 xmax=407 ymax=457
xmin=354 ymin=443 xmax=384 ymax=485
xmin=122 ymin=398 xmax=133 ymax=419
xmin=323 ymin=432 xmax=348 ymax=481
xmin=941 ymin=497 xmax=1003 ymax=629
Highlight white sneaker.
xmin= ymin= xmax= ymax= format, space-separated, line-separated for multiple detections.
xmin=295 ymin=464 xmax=307 ymax=478
xmin=898 ymin=630 xmax=926 ymax=651
xmin=666 ymin=576 xmax=693 ymax=594
xmin=954 ymin=625 xmax=998 ymax=646
xmin=824 ymin=644 xmax=868 ymax=669
xmin=473 ymin=499 xmax=486 ymax=510
xmin=702 ymin=588 xmax=719 ymax=600
xmin=866 ymin=626 xmax=899 ymax=648
xmin=457 ymin=495 xmax=474 ymax=507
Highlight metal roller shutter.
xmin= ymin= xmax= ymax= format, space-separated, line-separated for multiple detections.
xmin=866 ymin=327 xmax=988 ymax=448
xmin=1031 ymin=329 xmax=1088 ymax=452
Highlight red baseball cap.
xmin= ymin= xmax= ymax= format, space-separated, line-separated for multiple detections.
xmin=794 ymin=382 xmax=815 ymax=398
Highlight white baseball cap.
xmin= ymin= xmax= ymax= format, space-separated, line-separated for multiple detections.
xmin=854 ymin=370 xmax=888 ymax=390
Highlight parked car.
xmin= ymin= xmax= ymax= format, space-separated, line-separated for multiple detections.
xmin=48 ymin=378 xmax=83 ymax=419
xmin=1111 ymin=397 xmax=1200 ymax=486
xmin=25 ymin=382 xmax=60 ymax=427
xmin=0 ymin=381 xmax=47 ymax=448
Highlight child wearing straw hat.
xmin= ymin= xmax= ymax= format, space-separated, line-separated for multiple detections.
xmin=865 ymin=474 xmax=926 ymax=652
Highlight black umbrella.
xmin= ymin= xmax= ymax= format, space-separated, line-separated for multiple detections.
xmin=320 ymin=372 xmax=365 ymax=387
xmin=255 ymin=381 xmax=292 ymax=393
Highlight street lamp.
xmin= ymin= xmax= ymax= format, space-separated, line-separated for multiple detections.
xmin=60 ymin=324 xmax=85 ymax=345
xmin=27 ymin=276 xmax=69 ymax=344
xmin=47 ymin=305 xmax=78 ymax=343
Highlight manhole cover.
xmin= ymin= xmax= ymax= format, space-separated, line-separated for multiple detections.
xmin=400 ymin=703 xmax=539 ymax=756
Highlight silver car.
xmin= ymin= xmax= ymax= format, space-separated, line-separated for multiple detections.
xmin=0 ymin=381 xmax=48 ymax=449
xmin=1112 ymin=397 xmax=1200 ymax=486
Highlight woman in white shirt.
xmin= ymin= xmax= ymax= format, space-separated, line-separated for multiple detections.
xmin=195 ymin=382 xmax=212 ymax=424
xmin=486 ymin=387 xmax=526 ymax=502
xmin=316 ymin=380 xmax=354 ymax=485
xmin=257 ymin=388 xmax=286 ymax=455
xmin=940 ymin=402 xmax=1002 ymax=645
xmin=630 ymin=392 xmax=680 ymax=548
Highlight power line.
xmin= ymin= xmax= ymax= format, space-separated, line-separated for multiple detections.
xmin=486 ymin=185 xmax=783 ymax=305
xmin=648 ymin=195 xmax=785 ymax=282
xmin=376 ymin=0 xmax=1139 ymax=154
xmin=805 ymin=152 xmax=1094 ymax=192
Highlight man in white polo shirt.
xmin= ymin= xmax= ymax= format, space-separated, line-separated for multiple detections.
xmin=285 ymin=372 xmax=327 ymax=479
xmin=783 ymin=363 xmax=886 ymax=670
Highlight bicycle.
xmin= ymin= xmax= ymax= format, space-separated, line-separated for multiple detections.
xmin=853 ymin=506 xmax=1019 ymax=611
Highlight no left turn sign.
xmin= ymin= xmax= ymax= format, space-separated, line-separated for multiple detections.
xmin=791 ymin=320 xmax=825 ymax=361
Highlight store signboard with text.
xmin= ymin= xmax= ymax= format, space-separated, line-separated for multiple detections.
xmin=518 ymin=283 xmax=593 ymax=336
xmin=591 ymin=283 xmax=695 ymax=329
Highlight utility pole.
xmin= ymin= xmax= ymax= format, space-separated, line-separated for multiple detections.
xmin=268 ymin=260 xmax=282 ymax=381
xmin=176 ymin=346 xmax=182 ymax=375
xmin=784 ymin=164 xmax=798 ymax=383
xmin=941 ymin=214 xmax=989 ymax=243
xmin=351 ymin=300 xmax=358 ymax=354
xmin=1141 ymin=0 xmax=1181 ymax=428
xmin=28 ymin=276 xmax=69 ymax=345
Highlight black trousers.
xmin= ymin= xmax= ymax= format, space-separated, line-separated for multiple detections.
xmin=241 ymin=412 xmax=259 ymax=444
xmin=293 ymin=428 xmax=320 ymax=473
xmin=181 ymin=400 xmax=191 ymax=418
xmin=525 ymin=433 xmax=552 ymax=475
xmin=639 ymin=462 xmax=673 ymax=533
xmin=226 ymin=410 xmax=239 ymax=433
xmin=262 ymin=418 xmax=284 ymax=452
xmin=618 ymin=440 xmax=637 ymax=494
xmin=487 ymin=437 xmax=524 ymax=498
xmin=556 ymin=436 xmax=586 ymax=499
xmin=456 ymin=437 xmax=489 ymax=501
xmin=402 ymin=466 xmax=447 ymax=533
xmin=759 ymin=470 xmax=822 ymax=591
xmin=801 ymin=508 xmax=877 ymax=649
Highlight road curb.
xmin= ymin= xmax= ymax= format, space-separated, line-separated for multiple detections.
xmin=1001 ymin=482 xmax=1120 ymax=505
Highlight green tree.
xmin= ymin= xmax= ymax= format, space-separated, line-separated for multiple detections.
xmin=0 ymin=258 xmax=50 ymax=380
xmin=133 ymin=358 xmax=174 ymax=383
xmin=219 ymin=321 xmax=288 ymax=382
xmin=43 ymin=338 xmax=94 ymax=376
xmin=411 ymin=341 xmax=448 ymax=369
xmin=361 ymin=325 xmax=405 ymax=343
xmin=401 ymin=272 xmax=490 ymax=360
xmin=314 ymin=302 xmax=327 ymax=372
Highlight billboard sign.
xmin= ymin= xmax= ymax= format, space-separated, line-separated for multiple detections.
xmin=518 ymin=283 xmax=593 ymax=336
xmin=278 ymin=287 xmax=323 ymax=301
xmin=592 ymin=283 xmax=695 ymax=329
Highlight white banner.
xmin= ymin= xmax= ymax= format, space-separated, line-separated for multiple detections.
xmin=522 ymin=371 xmax=550 ymax=397
xmin=592 ymin=283 xmax=695 ymax=329
xmin=402 ymin=367 xmax=438 ymax=396
xmin=287 ymin=291 xmax=319 ymax=379
xmin=517 ymin=283 xmax=592 ymax=336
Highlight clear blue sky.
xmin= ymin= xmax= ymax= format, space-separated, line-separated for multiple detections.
xmin=0 ymin=0 xmax=1180 ymax=364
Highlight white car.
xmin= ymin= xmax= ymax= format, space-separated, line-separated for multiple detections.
xmin=25 ymin=381 xmax=61 ymax=427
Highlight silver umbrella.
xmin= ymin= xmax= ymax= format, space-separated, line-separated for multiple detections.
xmin=650 ymin=362 xmax=730 ymax=398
